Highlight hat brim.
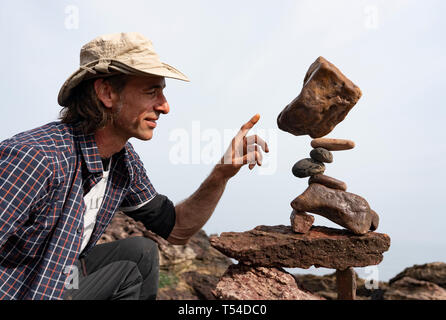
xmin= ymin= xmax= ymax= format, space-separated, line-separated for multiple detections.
xmin=57 ymin=60 xmax=189 ymax=106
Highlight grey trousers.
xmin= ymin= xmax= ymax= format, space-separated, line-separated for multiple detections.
xmin=63 ymin=237 xmax=159 ymax=300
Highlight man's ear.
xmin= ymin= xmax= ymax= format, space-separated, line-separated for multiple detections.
xmin=94 ymin=78 xmax=117 ymax=109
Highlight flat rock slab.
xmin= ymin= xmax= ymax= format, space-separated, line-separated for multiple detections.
xmin=210 ymin=225 xmax=390 ymax=270
xmin=277 ymin=56 xmax=362 ymax=138
xmin=213 ymin=264 xmax=323 ymax=300
xmin=311 ymin=138 xmax=355 ymax=151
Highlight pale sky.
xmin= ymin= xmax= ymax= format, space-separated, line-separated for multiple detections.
xmin=1 ymin=0 xmax=445 ymax=281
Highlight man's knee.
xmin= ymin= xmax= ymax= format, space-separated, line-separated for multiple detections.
xmin=122 ymin=237 xmax=159 ymax=268
xmin=109 ymin=261 xmax=144 ymax=300
xmin=130 ymin=238 xmax=160 ymax=300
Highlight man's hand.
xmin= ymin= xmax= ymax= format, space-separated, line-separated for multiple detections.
xmin=167 ymin=114 xmax=270 ymax=245
xmin=216 ymin=114 xmax=269 ymax=180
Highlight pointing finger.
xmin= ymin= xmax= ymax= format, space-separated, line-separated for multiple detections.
xmin=236 ymin=114 xmax=260 ymax=139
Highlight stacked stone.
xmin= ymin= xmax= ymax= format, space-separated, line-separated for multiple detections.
xmin=289 ymin=136 xmax=380 ymax=236
xmin=210 ymin=56 xmax=390 ymax=300
xmin=275 ymin=56 xmax=381 ymax=237
xmin=290 ymin=138 xmax=354 ymax=234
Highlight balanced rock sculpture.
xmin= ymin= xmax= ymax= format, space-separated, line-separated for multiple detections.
xmin=210 ymin=56 xmax=389 ymax=300
xmin=277 ymin=56 xmax=381 ymax=236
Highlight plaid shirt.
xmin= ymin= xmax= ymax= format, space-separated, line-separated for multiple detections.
xmin=0 ymin=121 xmax=157 ymax=299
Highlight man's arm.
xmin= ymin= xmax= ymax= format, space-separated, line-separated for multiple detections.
xmin=167 ymin=114 xmax=269 ymax=245
xmin=167 ymin=165 xmax=228 ymax=245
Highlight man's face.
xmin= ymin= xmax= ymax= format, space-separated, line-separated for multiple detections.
xmin=112 ymin=75 xmax=169 ymax=141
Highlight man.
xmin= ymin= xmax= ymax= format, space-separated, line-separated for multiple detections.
xmin=0 ymin=32 xmax=268 ymax=300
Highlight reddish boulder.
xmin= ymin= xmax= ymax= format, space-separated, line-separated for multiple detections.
xmin=213 ymin=264 xmax=323 ymax=300
xmin=389 ymin=262 xmax=446 ymax=289
xmin=384 ymin=277 xmax=446 ymax=300
xmin=291 ymin=183 xmax=373 ymax=235
xmin=277 ymin=56 xmax=362 ymax=138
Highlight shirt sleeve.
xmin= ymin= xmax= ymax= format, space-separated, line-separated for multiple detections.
xmin=121 ymin=194 xmax=176 ymax=240
xmin=119 ymin=142 xmax=157 ymax=209
xmin=0 ymin=143 xmax=52 ymax=247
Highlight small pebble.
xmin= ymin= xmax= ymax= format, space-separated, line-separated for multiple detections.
xmin=292 ymin=158 xmax=325 ymax=178
xmin=310 ymin=147 xmax=333 ymax=163
xmin=290 ymin=210 xmax=314 ymax=234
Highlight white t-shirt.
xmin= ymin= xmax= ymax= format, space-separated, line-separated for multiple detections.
xmin=80 ymin=158 xmax=111 ymax=253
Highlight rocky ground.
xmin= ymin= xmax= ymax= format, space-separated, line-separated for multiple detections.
xmin=99 ymin=212 xmax=446 ymax=300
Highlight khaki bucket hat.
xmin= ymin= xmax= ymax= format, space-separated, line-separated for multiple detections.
xmin=58 ymin=32 xmax=189 ymax=106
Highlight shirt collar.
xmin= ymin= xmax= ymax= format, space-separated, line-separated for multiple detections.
xmin=72 ymin=123 xmax=132 ymax=178
xmin=73 ymin=124 xmax=103 ymax=174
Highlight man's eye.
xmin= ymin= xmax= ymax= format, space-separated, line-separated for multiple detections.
xmin=146 ymin=90 xmax=157 ymax=96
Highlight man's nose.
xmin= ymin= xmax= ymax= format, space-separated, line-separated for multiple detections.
xmin=154 ymin=92 xmax=170 ymax=114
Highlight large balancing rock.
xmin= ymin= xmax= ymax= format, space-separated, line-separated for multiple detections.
xmin=291 ymin=183 xmax=374 ymax=235
xmin=277 ymin=56 xmax=362 ymax=138
xmin=209 ymin=225 xmax=390 ymax=270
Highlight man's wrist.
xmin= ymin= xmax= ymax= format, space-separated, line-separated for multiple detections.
xmin=213 ymin=164 xmax=232 ymax=183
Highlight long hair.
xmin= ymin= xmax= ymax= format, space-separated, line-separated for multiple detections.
xmin=59 ymin=74 xmax=128 ymax=134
